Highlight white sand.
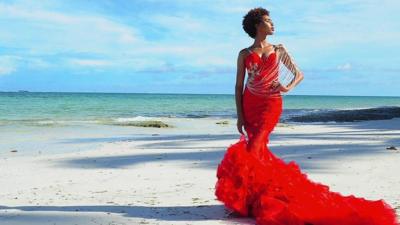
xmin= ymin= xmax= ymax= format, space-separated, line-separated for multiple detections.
xmin=1 ymin=118 xmax=399 ymax=224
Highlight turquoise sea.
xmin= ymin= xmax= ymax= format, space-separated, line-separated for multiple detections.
xmin=1 ymin=92 xmax=400 ymax=126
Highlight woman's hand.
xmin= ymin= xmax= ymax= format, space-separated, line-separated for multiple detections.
xmin=271 ymin=80 xmax=290 ymax=93
xmin=237 ymin=116 xmax=245 ymax=135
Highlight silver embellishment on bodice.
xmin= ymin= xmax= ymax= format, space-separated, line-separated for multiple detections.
xmin=247 ymin=62 xmax=260 ymax=77
xmin=245 ymin=44 xmax=302 ymax=97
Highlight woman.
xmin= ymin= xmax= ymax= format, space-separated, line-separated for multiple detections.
xmin=215 ymin=7 xmax=398 ymax=225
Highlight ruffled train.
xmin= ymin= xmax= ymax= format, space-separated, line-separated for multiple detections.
xmin=215 ymin=135 xmax=398 ymax=225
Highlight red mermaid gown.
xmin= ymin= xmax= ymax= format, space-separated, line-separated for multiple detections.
xmin=215 ymin=46 xmax=399 ymax=225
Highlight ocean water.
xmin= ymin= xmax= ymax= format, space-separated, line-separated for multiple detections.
xmin=1 ymin=92 xmax=400 ymax=126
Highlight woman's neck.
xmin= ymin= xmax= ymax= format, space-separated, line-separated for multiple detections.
xmin=252 ymin=36 xmax=270 ymax=49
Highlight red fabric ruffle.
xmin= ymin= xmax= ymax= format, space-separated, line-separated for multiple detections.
xmin=215 ymin=88 xmax=398 ymax=225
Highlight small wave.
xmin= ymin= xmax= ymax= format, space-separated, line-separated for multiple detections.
xmin=0 ymin=119 xmax=99 ymax=126
xmin=0 ymin=119 xmax=61 ymax=126
xmin=113 ymin=116 xmax=154 ymax=122
xmin=286 ymin=106 xmax=400 ymax=122
xmin=0 ymin=116 xmax=164 ymax=127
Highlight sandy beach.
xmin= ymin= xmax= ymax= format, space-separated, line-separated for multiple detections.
xmin=1 ymin=118 xmax=399 ymax=224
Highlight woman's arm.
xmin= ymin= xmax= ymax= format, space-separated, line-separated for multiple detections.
xmin=235 ymin=49 xmax=246 ymax=134
xmin=274 ymin=44 xmax=304 ymax=92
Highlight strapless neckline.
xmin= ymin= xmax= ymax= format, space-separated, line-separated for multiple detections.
xmin=245 ymin=51 xmax=276 ymax=62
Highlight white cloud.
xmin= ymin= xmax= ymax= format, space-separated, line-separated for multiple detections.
xmin=0 ymin=3 xmax=142 ymax=54
xmin=26 ymin=58 xmax=52 ymax=69
xmin=68 ymin=59 xmax=114 ymax=67
xmin=0 ymin=4 xmax=75 ymax=24
xmin=0 ymin=56 xmax=20 ymax=76
xmin=0 ymin=2 xmax=241 ymax=73
xmin=0 ymin=66 xmax=16 ymax=76
xmin=151 ymin=14 xmax=208 ymax=33
xmin=337 ymin=63 xmax=352 ymax=71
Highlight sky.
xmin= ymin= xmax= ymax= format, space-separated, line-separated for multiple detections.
xmin=0 ymin=0 xmax=399 ymax=96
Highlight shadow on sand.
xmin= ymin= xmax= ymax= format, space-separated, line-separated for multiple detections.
xmin=0 ymin=204 xmax=255 ymax=224
xmin=56 ymin=122 xmax=399 ymax=172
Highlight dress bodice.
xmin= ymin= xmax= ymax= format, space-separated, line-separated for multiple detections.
xmin=244 ymin=46 xmax=280 ymax=97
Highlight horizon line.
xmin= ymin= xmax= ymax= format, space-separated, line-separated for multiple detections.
xmin=1 ymin=90 xmax=400 ymax=98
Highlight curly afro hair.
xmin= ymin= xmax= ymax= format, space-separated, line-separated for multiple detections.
xmin=242 ymin=7 xmax=270 ymax=38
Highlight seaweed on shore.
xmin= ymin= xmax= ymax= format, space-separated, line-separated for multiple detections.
xmin=112 ymin=120 xmax=172 ymax=128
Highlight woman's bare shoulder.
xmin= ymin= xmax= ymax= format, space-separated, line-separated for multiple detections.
xmin=238 ymin=47 xmax=251 ymax=59
xmin=239 ymin=48 xmax=249 ymax=54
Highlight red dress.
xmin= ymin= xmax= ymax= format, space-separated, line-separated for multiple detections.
xmin=215 ymin=47 xmax=399 ymax=225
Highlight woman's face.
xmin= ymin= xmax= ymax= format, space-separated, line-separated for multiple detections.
xmin=256 ymin=15 xmax=274 ymax=36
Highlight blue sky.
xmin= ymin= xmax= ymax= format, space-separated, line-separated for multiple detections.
xmin=0 ymin=0 xmax=399 ymax=96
